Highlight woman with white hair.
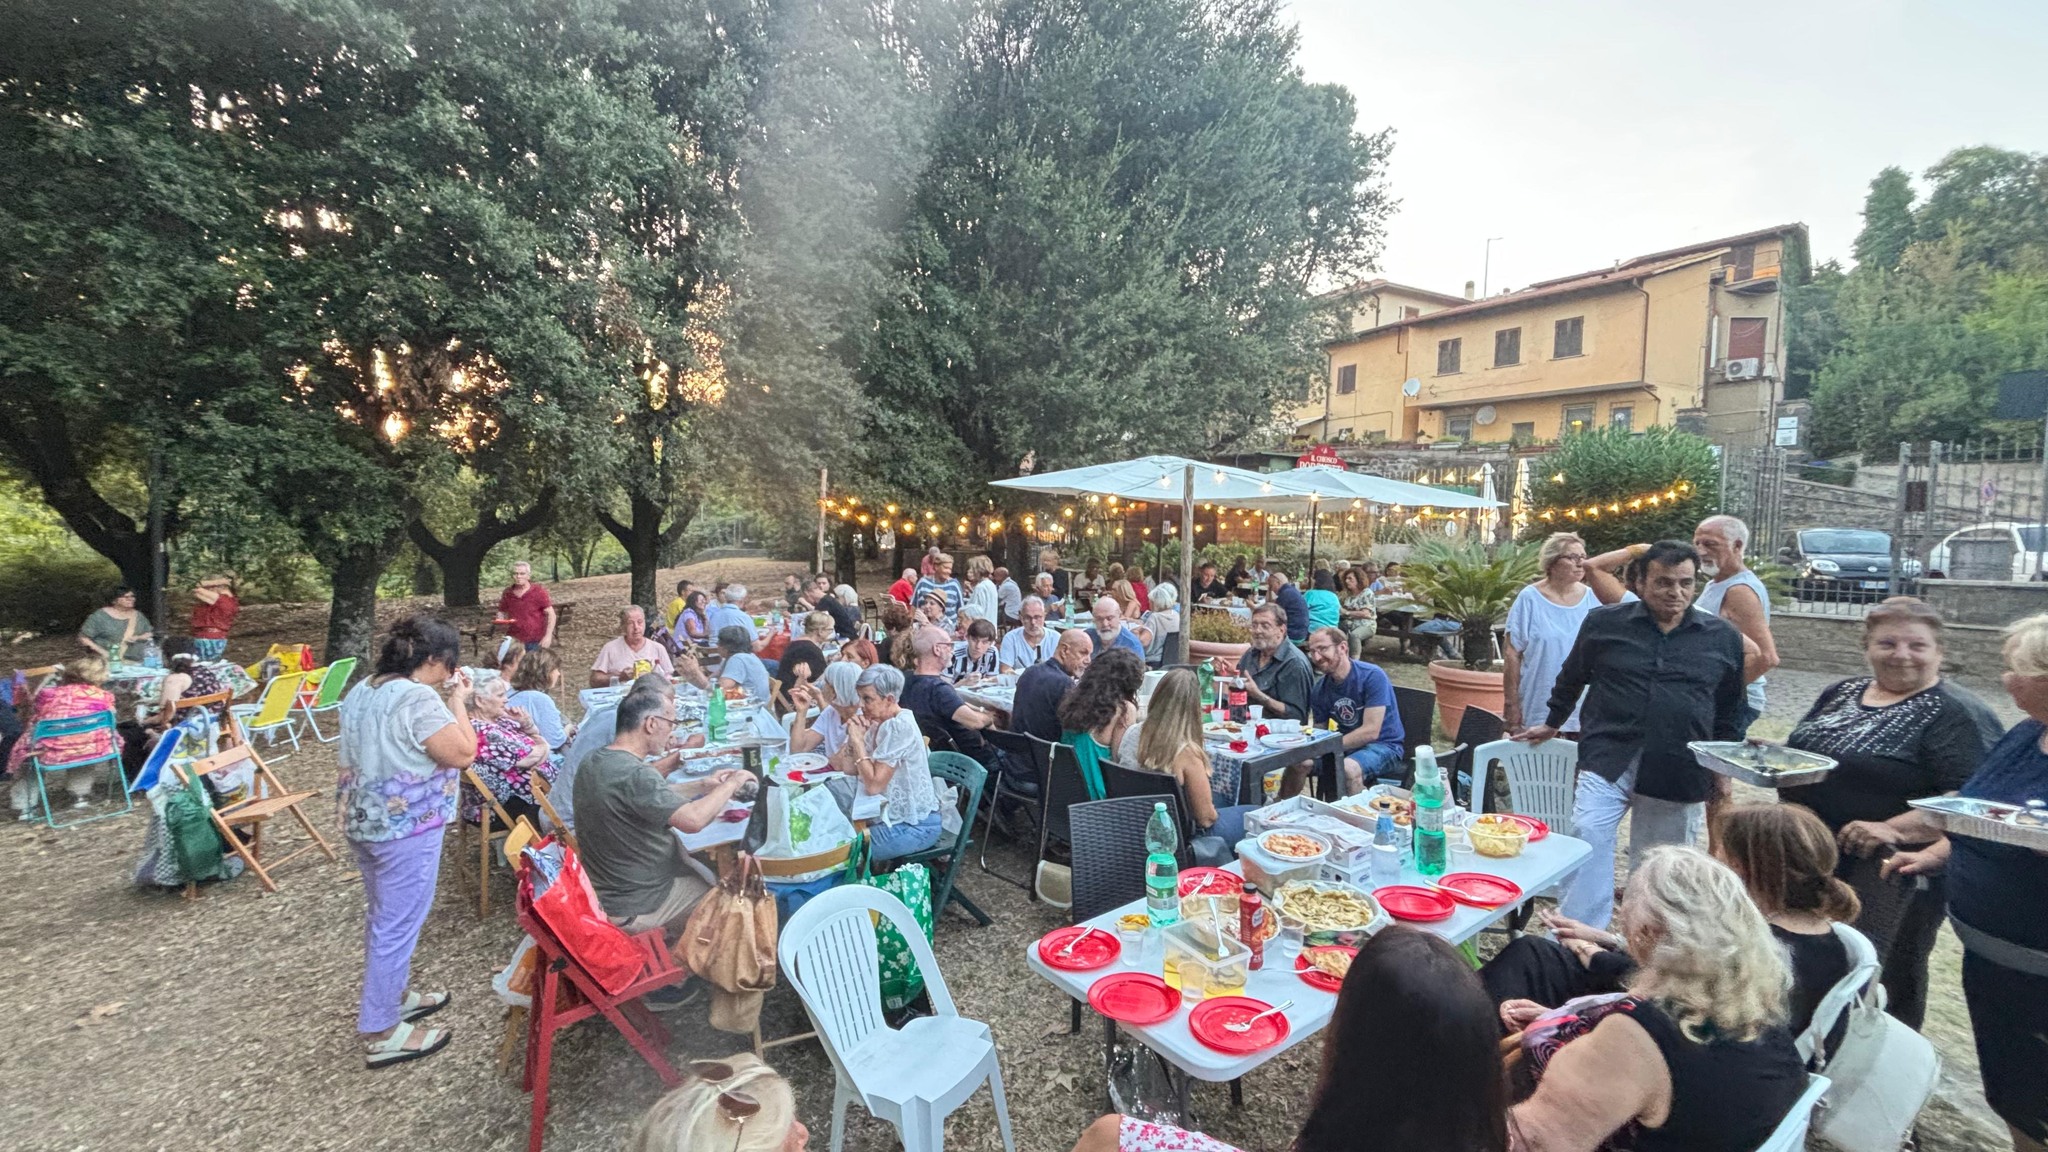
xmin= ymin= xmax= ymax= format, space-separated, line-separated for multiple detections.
xmin=1139 ymin=583 xmax=1181 ymax=665
xmin=1509 ymin=845 xmax=1806 ymax=1151
xmin=787 ymin=661 xmax=862 ymax=756
xmin=840 ymin=664 xmax=942 ymax=860
xmin=1502 ymin=531 xmax=1594 ymax=735
xmin=628 ymin=1055 xmax=809 ymax=1152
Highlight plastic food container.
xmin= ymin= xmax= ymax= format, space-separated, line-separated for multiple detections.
xmin=1271 ymin=880 xmax=1382 ymax=948
xmin=1162 ymin=917 xmax=1252 ymax=1000
xmin=1256 ymin=829 xmax=1330 ymax=867
xmin=1468 ymin=815 xmax=1530 ymax=858
xmin=1237 ymin=838 xmax=1325 ymax=893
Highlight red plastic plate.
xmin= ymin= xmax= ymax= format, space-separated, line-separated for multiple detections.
xmin=1188 ymin=996 xmax=1292 ymax=1054
xmin=1037 ymin=926 xmax=1120 ymax=970
xmin=1088 ymin=973 xmax=1179 ymax=1025
xmin=1178 ymin=868 xmax=1241 ymax=899
xmin=1436 ymin=873 xmax=1524 ymax=909
xmin=1295 ymin=946 xmax=1356 ymax=993
xmin=1505 ymin=814 xmax=1550 ymax=841
xmin=1373 ymin=884 xmax=1457 ymax=922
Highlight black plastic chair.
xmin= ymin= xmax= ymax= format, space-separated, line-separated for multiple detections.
xmin=979 ymin=729 xmax=1051 ymax=893
xmin=1392 ymin=684 xmax=1437 ymax=787
xmin=1041 ymin=741 xmax=1098 ymax=862
xmin=1448 ymin=706 xmax=1504 ymax=809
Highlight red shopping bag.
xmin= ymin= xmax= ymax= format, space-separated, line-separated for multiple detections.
xmin=522 ymin=841 xmax=648 ymax=996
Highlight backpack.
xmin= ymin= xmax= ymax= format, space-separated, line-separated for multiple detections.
xmin=1798 ymin=923 xmax=1939 ymax=1151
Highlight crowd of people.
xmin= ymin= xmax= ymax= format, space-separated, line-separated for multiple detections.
xmin=9 ymin=535 xmax=2045 ymax=1152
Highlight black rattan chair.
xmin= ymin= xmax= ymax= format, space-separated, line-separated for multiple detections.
xmin=1448 ymin=706 xmax=1504 ymax=809
xmin=1041 ymin=741 xmax=1099 ymax=863
xmin=1393 ymin=684 xmax=1437 ymax=787
xmin=1099 ymin=761 xmax=1218 ymax=866
xmin=1067 ymin=796 xmax=1184 ymax=1037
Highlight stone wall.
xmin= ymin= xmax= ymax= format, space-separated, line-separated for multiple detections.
xmin=1774 ymin=610 xmax=2007 ymax=680
xmin=1918 ymin=579 xmax=2048 ymax=627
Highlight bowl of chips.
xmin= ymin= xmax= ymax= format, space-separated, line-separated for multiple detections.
xmin=1469 ymin=814 xmax=1531 ymax=859
xmin=1272 ymin=880 xmax=1382 ymax=948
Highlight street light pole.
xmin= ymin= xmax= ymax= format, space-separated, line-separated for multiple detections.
xmin=1483 ymin=236 xmax=1504 ymax=298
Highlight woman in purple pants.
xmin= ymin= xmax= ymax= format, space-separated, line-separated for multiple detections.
xmin=337 ymin=616 xmax=477 ymax=1068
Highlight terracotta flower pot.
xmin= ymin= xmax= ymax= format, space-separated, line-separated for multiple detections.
xmin=1426 ymin=659 xmax=1505 ymax=741
xmin=1186 ymin=639 xmax=1250 ymax=676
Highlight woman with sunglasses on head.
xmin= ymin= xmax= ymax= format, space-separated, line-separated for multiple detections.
xmin=630 ymin=1055 xmax=808 ymax=1152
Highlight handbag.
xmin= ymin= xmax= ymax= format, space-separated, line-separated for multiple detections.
xmin=525 ymin=841 xmax=647 ymax=996
xmin=678 ymin=852 xmax=779 ymax=997
xmin=843 ymin=834 xmax=933 ymax=1010
xmin=1799 ymin=923 xmax=1939 ymax=1151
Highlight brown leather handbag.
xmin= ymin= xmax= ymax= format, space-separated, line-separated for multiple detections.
xmin=676 ymin=853 xmax=778 ymax=1031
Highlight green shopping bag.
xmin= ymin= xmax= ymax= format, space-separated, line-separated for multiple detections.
xmin=842 ymin=834 xmax=933 ymax=1010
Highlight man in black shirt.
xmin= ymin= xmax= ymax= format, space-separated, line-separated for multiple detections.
xmin=1517 ymin=539 xmax=1745 ymax=930
xmin=900 ymin=626 xmax=1000 ymax=767
xmin=1192 ymin=561 xmax=1229 ymax=603
xmin=810 ymin=575 xmax=862 ymax=640
xmin=1011 ymin=629 xmax=1092 ymax=744
xmin=1037 ymin=546 xmax=1072 ymax=603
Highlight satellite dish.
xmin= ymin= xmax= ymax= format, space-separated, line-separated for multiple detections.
xmin=1401 ymin=378 xmax=1421 ymax=398
xmin=1475 ymin=405 xmax=1497 ymax=426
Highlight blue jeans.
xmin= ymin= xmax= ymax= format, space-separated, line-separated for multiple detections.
xmin=868 ymin=811 xmax=944 ymax=861
xmin=1202 ymin=803 xmax=1257 ymax=846
xmin=192 ymin=638 xmax=227 ymax=661
xmin=1344 ymin=742 xmax=1404 ymax=792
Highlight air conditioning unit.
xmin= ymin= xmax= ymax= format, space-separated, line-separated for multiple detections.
xmin=1724 ymin=357 xmax=1762 ymax=380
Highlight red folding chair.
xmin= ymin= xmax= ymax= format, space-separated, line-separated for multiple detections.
xmin=514 ymin=864 xmax=689 ymax=1152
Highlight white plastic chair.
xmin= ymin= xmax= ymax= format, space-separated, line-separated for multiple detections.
xmin=1753 ymin=1074 xmax=1831 ymax=1152
xmin=778 ymin=885 xmax=1016 ymax=1152
xmin=1472 ymin=738 xmax=1577 ymax=836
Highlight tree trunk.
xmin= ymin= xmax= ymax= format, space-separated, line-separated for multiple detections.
xmin=3 ymin=421 xmax=156 ymax=604
xmin=599 ymin=490 xmax=699 ymax=610
xmin=832 ymin=521 xmax=857 ymax=587
xmin=408 ymin=490 xmax=555 ymax=608
xmin=326 ymin=540 xmax=396 ymax=667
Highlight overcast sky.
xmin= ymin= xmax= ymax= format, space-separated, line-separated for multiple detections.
xmin=1285 ymin=0 xmax=2048 ymax=296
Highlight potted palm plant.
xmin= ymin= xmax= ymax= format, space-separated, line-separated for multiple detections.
xmin=1398 ymin=537 xmax=1540 ymax=736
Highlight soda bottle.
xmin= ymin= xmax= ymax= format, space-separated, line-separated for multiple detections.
xmin=1412 ymin=745 xmax=1448 ymax=876
xmin=707 ymin=688 xmax=728 ymax=742
xmin=1240 ymin=882 xmax=1266 ymax=971
xmin=1197 ymin=659 xmax=1216 ymax=710
xmin=1143 ymin=801 xmax=1181 ymax=926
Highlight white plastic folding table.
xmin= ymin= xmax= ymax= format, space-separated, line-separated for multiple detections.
xmin=1024 ymin=832 xmax=1592 ymax=1086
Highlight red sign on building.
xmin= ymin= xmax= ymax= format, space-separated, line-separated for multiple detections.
xmin=1296 ymin=444 xmax=1346 ymax=470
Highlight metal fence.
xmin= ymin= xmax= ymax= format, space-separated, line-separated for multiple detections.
xmin=1723 ymin=434 xmax=2048 ymax=616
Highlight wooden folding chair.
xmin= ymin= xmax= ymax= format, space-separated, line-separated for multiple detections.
xmin=170 ymin=690 xmax=231 ymax=722
xmin=463 ymin=766 xmax=521 ymax=918
xmin=173 ymin=742 xmax=338 ymax=894
xmin=529 ymin=776 xmax=576 ymax=853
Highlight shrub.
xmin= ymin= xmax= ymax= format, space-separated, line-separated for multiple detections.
xmin=1187 ymin=611 xmax=1251 ymax=644
xmin=1521 ymin=427 xmax=1720 ymax=552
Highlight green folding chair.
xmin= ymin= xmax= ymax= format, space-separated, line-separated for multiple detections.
xmin=295 ymin=656 xmax=358 ymax=742
xmin=901 ymin=752 xmax=993 ymax=927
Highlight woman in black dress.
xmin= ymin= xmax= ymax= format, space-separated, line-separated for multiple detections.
xmin=1777 ymin=597 xmax=2004 ymax=1028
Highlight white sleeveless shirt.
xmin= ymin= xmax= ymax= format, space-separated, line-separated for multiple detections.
xmin=1695 ymin=569 xmax=1769 ymax=711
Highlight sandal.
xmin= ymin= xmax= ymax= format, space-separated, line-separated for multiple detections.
xmin=400 ymin=989 xmax=451 ymax=1023
xmin=364 ymin=1020 xmax=452 ymax=1069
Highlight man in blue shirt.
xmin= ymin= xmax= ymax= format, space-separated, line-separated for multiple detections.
xmin=706 ymin=584 xmax=755 ymax=638
xmin=1085 ymin=596 xmax=1146 ymax=659
xmin=1268 ymin=571 xmax=1310 ymax=643
xmin=1305 ymin=627 xmax=1405 ymax=793
xmin=1011 ymin=629 xmax=1092 ymax=744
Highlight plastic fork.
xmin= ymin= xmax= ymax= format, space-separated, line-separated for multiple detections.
xmin=1225 ymin=999 xmax=1294 ymax=1032
xmin=1057 ymin=926 xmax=1097 ymax=957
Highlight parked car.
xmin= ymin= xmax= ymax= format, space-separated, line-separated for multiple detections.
xmin=1927 ymin=522 xmax=2048 ymax=581
xmin=1777 ymin=528 xmax=1918 ymax=601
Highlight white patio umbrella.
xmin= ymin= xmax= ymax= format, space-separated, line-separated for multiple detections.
xmin=1253 ymin=464 xmax=1505 ymax=565
xmin=990 ymin=456 xmax=1318 ymax=663
xmin=1477 ymin=463 xmax=1499 ymax=541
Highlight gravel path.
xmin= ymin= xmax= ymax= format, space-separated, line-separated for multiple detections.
xmin=0 ymin=572 xmax=2015 ymax=1151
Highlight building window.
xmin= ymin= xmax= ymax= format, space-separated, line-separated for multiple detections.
xmin=1728 ymin=317 xmax=1768 ymax=363
xmin=1446 ymin=413 xmax=1473 ymax=440
xmin=1562 ymin=404 xmax=1595 ymax=436
xmin=1511 ymin=421 xmax=1536 ymax=445
xmin=1730 ymin=243 xmax=1756 ymax=281
xmin=1554 ymin=316 xmax=1584 ymax=358
xmin=1436 ymin=338 xmax=1461 ymax=375
xmin=1609 ymin=404 xmax=1634 ymax=432
xmin=1494 ymin=327 xmax=1521 ymax=367
xmin=1336 ymin=364 xmax=1356 ymax=395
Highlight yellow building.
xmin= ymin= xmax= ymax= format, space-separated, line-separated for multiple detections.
xmin=1299 ymin=225 xmax=1803 ymax=450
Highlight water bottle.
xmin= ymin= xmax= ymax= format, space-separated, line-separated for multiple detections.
xmin=707 ymin=688 xmax=728 ymax=742
xmin=1412 ymin=746 xmax=1448 ymax=876
xmin=1371 ymin=812 xmax=1402 ymax=888
xmin=141 ymin=641 xmax=162 ymax=670
xmin=1144 ymin=801 xmax=1181 ymax=926
xmin=1197 ymin=659 xmax=1216 ymax=709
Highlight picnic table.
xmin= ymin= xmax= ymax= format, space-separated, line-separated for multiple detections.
xmin=1024 ymin=833 xmax=1592 ymax=1089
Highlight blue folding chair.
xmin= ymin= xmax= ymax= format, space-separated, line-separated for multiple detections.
xmin=29 ymin=711 xmax=131 ymax=828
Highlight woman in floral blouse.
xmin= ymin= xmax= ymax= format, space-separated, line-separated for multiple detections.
xmin=464 ymin=673 xmax=554 ymax=828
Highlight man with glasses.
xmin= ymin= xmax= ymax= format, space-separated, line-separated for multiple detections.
xmin=1085 ymin=595 xmax=1147 ymax=658
xmin=1303 ymin=627 xmax=1405 ymax=795
xmin=900 ymin=625 xmax=1003 ymax=772
xmin=1240 ymin=602 xmax=1312 ymax=723
xmin=999 ymin=596 xmax=1061 ymax=672
xmin=574 ymin=686 xmax=750 ymax=1005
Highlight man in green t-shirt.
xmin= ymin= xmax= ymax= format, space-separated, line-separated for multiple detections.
xmin=573 ymin=686 xmax=750 ymax=937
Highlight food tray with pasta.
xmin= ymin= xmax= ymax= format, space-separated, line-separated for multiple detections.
xmin=1910 ymin=796 xmax=2048 ymax=851
xmin=1688 ymin=742 xmax=1835 ymax=789
xmin=1272 ymin=880 xmax=1382 ymax=948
